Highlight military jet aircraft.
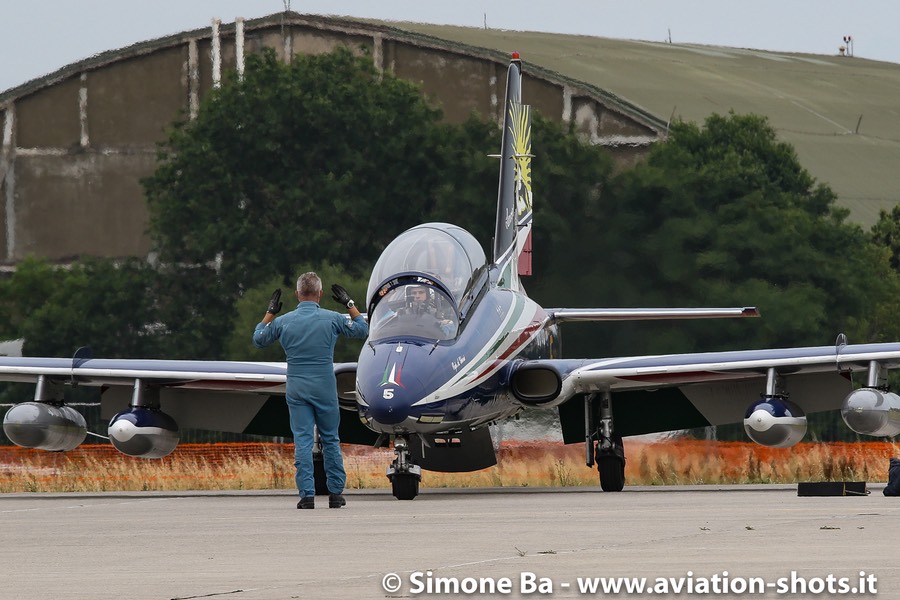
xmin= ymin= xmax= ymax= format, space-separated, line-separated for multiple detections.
xmin=4 ymin=54 xmax=900 ymax=500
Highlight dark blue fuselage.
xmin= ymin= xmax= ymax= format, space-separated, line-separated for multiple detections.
xmin=356 ymin=284 xmax=553 ymax=435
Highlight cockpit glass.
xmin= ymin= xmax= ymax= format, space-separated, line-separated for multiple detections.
xmin=366 ymin=223 xmax=486 ymax=307
xmin=369 ymin=285 xmax=459 ymax=341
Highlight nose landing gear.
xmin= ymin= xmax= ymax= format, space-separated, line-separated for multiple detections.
xmin=387 ymin=435 xmax=422 ymax=500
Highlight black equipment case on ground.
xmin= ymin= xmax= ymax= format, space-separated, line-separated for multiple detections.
xmin=797 ymin=481 xmax=868 ymax=496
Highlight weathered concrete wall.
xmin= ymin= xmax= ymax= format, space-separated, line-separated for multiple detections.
xmin=1 ymin=106 xmax=11 ymax=260
xmin=14 ymin=153 xmax=157 ymax=258
xmin=389 ymin=43 xmax=502 ymax=123
xmin=87 ymin=48 xmax=188 ymax=145
xmin=0 ymin=12 xmax=662 ymax=267
xmin=15 ymin=78 xmax=82 ymax=148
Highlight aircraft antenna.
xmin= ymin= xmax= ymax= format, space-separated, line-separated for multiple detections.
xmin=71 ymin=346 xmax=92 ymax=388
xmin=835 ymin=332 xmax=849 ymax=374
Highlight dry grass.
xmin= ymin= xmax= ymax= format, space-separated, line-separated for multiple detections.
xmin=628 ymin=439 xmax=897 ymax=485
xmin=0 ymin=439 xmax=897 ymax=493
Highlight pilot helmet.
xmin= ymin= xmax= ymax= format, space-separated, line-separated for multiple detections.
xmin=406 ymin=285 xmax=431 ymax=303
xmin=405 ymin=285 xmax=435 ymax=313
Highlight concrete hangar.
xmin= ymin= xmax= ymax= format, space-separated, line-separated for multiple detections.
xmin=2 ymin=11 xmax=900 ymax=268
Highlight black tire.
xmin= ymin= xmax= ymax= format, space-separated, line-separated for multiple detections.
xmin=391 ymin=474 xmax=419 ymax=500
xmin=313 ymin=453 xmax=329 ymax=496
xmin=597 ymin=455 xmax=625 ymax=492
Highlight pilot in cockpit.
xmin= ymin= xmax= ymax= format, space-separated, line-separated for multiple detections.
xmin=406 ymin=285 xmax=432 ymax=312
xmin=405 ymin=285 xmax=455 ymax=336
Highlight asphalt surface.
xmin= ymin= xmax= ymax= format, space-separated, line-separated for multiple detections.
xmin=2 ymin=484 xmax=896 ymax=599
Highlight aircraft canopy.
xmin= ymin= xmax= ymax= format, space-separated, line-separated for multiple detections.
xmin=366 ymin=223 xmax=486 ymax=307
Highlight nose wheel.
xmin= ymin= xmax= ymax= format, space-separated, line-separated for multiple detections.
xmin=387 ymin=436 xmax=422 ymax=500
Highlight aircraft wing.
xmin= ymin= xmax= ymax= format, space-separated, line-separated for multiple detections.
xmin=0 ymin=357 xmax=288 ymax=390
xmin=511 ymin=342 xmax=900 ymax=440
xmin=546 ymin=307 xmax=760 ymax=323
xmin=0 ymin=357 xmax=376 ymax=443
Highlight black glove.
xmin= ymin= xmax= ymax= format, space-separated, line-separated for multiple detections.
xmin=331 ymin=284 xmax=355 ymax=309
xmin=266 ymin=289 xmax=283 ymax=315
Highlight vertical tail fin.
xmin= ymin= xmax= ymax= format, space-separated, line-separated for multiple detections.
xmin=492 ymin=54 xmax=533 ymax=289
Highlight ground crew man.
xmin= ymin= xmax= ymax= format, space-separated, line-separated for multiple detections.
xmin=252 ymin=272 xmax=368 ymax=509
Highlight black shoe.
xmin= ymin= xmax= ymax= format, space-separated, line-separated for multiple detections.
xmin=328 ymin=493 xmax=346 ymax=508
xmin=297 ymin=496 xmax=315 ymax=509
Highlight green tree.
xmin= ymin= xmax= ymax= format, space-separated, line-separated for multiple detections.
xmin=544 ymin=113 xmax=900 ymax=358
xmin=148 ymin=263 xmax=236 ymax=359
xmin=0 ymin=257 xmax=58 ymax=340
xmin=870 ymin=205 xmax=900 ymax=272
xmin=528 ymin=115 xmax=618 ymax=282
xmin=0 ymin=257 xmax=164 ymax=412
xmin=862 ymin=207 xmax=900 ymax=343
xmin=426 ymin=114 xmax=502 ymax=251
xmin=226 ymin=264 xmax=368 ymax=363
xmin=0 ymin=257 xmax=162 ymax=358
xmin=142 ymin=47 xmax=510 ymax=357
xmin=144 ymin=47 xmax=455 ymax=295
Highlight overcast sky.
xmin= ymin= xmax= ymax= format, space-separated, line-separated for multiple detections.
xmin=2 ymin=0 xmax=898 ymax=92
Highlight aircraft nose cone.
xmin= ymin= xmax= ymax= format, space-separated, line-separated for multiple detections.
xmin=370 ymin=396 xmax=410 ymax=425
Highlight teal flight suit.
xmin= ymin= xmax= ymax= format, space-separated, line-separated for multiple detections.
xmin=253 ymin=301 xmax=368 ymax=497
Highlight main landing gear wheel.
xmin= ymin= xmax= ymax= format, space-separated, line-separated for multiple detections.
xmin=586 ymin=391 xmax=626 ymax=492
xmin=596 ymin=434 xmax=625 ymax=492
xmin=597 ymin=455 xmax=625 ymax=492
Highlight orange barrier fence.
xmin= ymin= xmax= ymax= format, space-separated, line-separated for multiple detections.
xmin=1 ymin=439 xmax=897 ymax=493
